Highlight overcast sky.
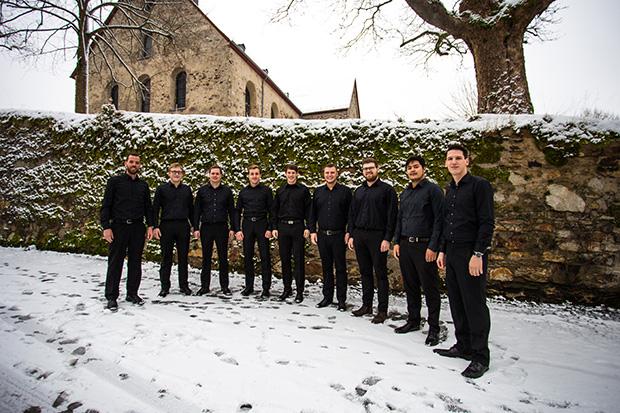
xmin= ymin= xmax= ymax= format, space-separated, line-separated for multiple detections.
xmin=0 ymin=0 xmax=618 ymax=120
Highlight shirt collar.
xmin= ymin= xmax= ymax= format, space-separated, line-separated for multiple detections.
xmin=408 ymin=178 xmax=427 ymax=190
xmin=450 ymin=172 xmax=472 ymax=188
xmin=362 ymin=178 xmax=381 ymax=188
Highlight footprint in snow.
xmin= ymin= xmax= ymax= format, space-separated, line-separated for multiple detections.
xmin=221 ymin=357 xmax=239 ymax=366
xmin=362 ymin=376 xmax=382 ymax=386
xmin=239 ymin=403 xmax=252 ymax=411
xmin=330 ymin=383 xmax=345 ymax=392
xmin=276 ymin=360 xmax=289 ymax=365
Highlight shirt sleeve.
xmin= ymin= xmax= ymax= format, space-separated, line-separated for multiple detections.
xmin=227 ymin=188 xmax=237 ymax=231
xmin=474 ymin=179 xmax=495 ymax=253
xmin=265 ymin=188 xmax=274 ymax=231
xmin=152 ymin=186 xmax=162 ymax=228
xmin=188 ymin=187 xmax=195 ymax=228
xmin=144 ymin=182 xmax=154 ymax=227
xmin=193 ymin=189 xmax=202 ymax=229
xmin=428 ymin=185 xmax=444 ymax=252
xmin=393 ymin=193 xmax=403 ymax=245
xmin=303 ymin=187 xmax=312 ymax=230
xmin=309 ymin=190 xmax=318 ymax=233
xmin=347 ymin=188 xmax=358 ymax=234
xmin=234 ymin=189 xmax=243 ymax=232
xmin=271 ymin=188 xmax=281 ymax=229
xmin=100 ymin=177 xmax=115 ymax=230
xmin=384 ymin=186 xmax=398 ymax=242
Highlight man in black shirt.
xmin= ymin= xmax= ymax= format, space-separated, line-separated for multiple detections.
xmin=235 ymin=165 xmax=273 ymax=298
xmin=272 ymin=164 xmax=311 ymax=303
xmin=153 ymin=163 xmax=194 ymax=297
xmin=393 ymin=155 xmax=443 ymax=346
xmin=348 ymin=157 xmax=398 ymax=324
xmin=434 ymin=143 xmax=495 ymax=379
xmin=310 ymin=164 xmax=352 ymax=311
xmin=100 ymin=153 xmax=154 ymax=310
xmin=193 ymin=165 xmax=236 ymax=296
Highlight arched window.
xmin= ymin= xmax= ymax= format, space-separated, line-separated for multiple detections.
xmin=175 ymin=71 xmax=187 ymax=110
xmin=111 ymin=84 xmax=119 ymax=109
xmin=270 ymin=102 xmax=279 ymax=118
xmin=244 ymin=81 xmax=257 ymax=117
xmin=141 ymin=32 xmax=153 ymax=59
xmin=139 ymin=76 xmax=151 ymax=112
xmin=245 ymin=86 xmax=251 ymax=117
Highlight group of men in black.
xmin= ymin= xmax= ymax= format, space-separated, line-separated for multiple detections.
xmin=100 ymin=142 xmax=494 ymax=379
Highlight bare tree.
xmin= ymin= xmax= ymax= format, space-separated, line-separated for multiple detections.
xmin=275 ymin=0 xmax=560 ymax=114
xmin=444 ymin=78 xmax=478 ymax=119
xmin=0 ymin=0 xmax=182 ymax=113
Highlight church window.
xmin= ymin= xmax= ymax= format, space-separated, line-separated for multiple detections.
xmin=141 ymin=32 xmax=153 ymax=59
xmin=111 ymin=84 xmax=119 ymax=109
xmin=175 ymin=71 xmax=187 ymax=110
xmin=245 ymin=86 xmax=251 ymax=116
xmin=139 ymin=76 xmax=151 ymax=112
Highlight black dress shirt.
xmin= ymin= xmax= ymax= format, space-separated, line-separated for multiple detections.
xmin=272 ymin=183 xmax=311 ymax=228
xmin=100 ymin=173 xmax=154 ymax=229
xmin=309 ymin=183 xmax=353 ymax=232
xmin=194 ymin=183 xmax=236 ymax=230
xmin=236 ymin=183 xmax=273 ymax=230
xmin=393 ymin=178 xmax=444 ymax=251
xmin=153 ymin=181 xmax=194 ymax=228
xmin=440 ymin=173 xmax=495 ymax=253
xmin=347 ymin=178 xmax=398 ymax=241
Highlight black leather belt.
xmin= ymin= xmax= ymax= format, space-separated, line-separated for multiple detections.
xmin=320 ymin=229 xmax=343 ymax=236
xmin=402 ymin=236 xmax=430 ymax=243
xmin=113 ymin=218 xmax=141 ymax=225
xmin=246 ymin=216 xmax=265 ymax=222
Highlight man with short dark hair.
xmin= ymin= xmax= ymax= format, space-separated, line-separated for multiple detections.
xmin=153 ymin=163 xmax=193 ymax=297
xmin=100 ymin=153 xmax=154 ymax=310
xmin=235 ymin=165 xmax=273 ymax=298
xmin=194 ymin=165 xmax=236 ymax=296
xmin=393 ymin=155 xmax=443 ymax=346
xmin=434 ymin=143 xmax=495 ymax=379
xmin=310 ymin=163 xmax=352 ymax=311
xmin=348 ymin=157 xmax=398 ymax=324
xmin=272 ymin=164 xmax=311 ymax=303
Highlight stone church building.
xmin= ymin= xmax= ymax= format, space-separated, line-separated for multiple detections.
xmin=83 ymin=0 xmax=360 ymax=119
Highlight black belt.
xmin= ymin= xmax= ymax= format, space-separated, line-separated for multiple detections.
xmin=281 ymin=220 xmax=301 ymax=225
xmin=112 ymin=218 xmax=142 ymax=225
xmin=320 ymin=229 xmax=344 ymax=236
xmin=401 ymin=236 xmax=430 ymax=243
xmin=245 ymin=216 xmax=266 ymax=222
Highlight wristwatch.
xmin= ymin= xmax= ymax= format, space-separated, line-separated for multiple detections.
xmin=473 ymin=251 xmax=484 ymax=258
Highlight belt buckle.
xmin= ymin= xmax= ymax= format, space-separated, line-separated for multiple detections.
xmin=250 ymin=217 xmax=258 ymax=222
xmin=126 ymin=219 xmax=133 ymax=225
xmin=286 ymin=220 xmax=294 ymax=225
xmin=408 ymin=236 xmax=417 ymax=243
xmin=325 ymin=230 xmax=334 ymax=236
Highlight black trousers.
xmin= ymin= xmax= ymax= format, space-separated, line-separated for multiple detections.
xmin=278 ymin=221 xmax=305 ymax=293
xmin=242 ymin=218 xmax=271 ymax=291
xmin=398 ymin=241 xmax=440 ymax=329
xmin=353 ymin=230 xmax=389 ymax=312
xmin=445 ymin=243 xmax=491 ymax=366
xmin=199 ymin=222 xmax=229 ymax=290
xmin=317 ymin=231 xmax=348 ymax=304
xmin=159 ymin=220 xmax=191 ymax=291
xmin=105 ymin=222 xmax=146 ymax=300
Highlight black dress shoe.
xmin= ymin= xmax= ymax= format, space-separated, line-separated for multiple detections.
xmin=425 ymin=329 xmax=440 ymax=346
xmin=106 ymin=299 xmax=118 ymax=311
xmin=352 ymin=305 xmax=371 ymax=317
xmin=260 ymin=290 xmax=270 ymax=298
xmin=158 ymin=289 xmax=169 ymax=298
xmin=337 ymin=303 xmax=347 ymax=312
xmin=433 ymin=345 xmax=472 ymax=360
xmin=278 ymin=288 xmax=292 ymax=301
xmin=316 ymin=298 xmax=332 ymax=308
xmin=461 ymin=361 xmax=489 ymax=379
xmin=126 ymin=294 xmax=144 ymax=305
xmin=221 ymin=288 xmax=232 ymax=296
xmin=394 ymin=321 xmax=421 ymax=334
xmin=241 ymin=288 xmax=254 ymax=296
xmin=195 ymin=287 xmax=210 ymax=296
xmin=371 ymin=311 xmax=388 ymax=324
xmin=180 ymin=287 xmax=192 ymax=296
xmin=294 ymin=292 xmax=304 ymax=303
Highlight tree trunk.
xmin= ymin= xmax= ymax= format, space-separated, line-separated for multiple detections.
xmin=467 ymin=28 xmax=533 ymax=114
xmin=74 ymin=0 xmax=89 ymax=114
xmin=74 ymin=58 xmax=88 ymax=114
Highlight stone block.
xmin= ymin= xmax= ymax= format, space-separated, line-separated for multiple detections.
xmin=490 ymin=267 xmax=513 ymax=281
xmin=545 ymin=184 xmax=586 ymax=212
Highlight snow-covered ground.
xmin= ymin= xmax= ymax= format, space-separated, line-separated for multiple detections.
xmin=1 ymin=247 xmax=619 ymax=413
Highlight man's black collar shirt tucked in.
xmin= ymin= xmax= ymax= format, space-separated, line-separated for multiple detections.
xmin=100 ymin=174 xmax=154 ymax=229
xmin=309 ymin=183 xmax=352 ymax=232
xmin=153 ymin=182 xmax=194 ymax=228
xmin=440 ymin=173 xmax=494 ymax=253
xmin=272 ymin=183 xmax=311 ymax=228
xmin=194 ymin=183 xmax=236 ymax=230
xmin=348 ymin=179 xmax=398 ymax=241
xmin=236 ymin=184 xmax=274 ymax=230
xmin=393 ymin=179 xmax=444 ymax=251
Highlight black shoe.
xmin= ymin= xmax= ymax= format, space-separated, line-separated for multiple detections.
xmin=126 ymin=294 xmax=144 ymax=306
xmin=337 ymin=303 xmax=347 ymax=312
xmin=294 ymin=292 xmax=304 ymax=303
xmin=180 ymin=287 xmax=192 ymax=296
xmin=433 ymin=345 xmax=472 ymax=360
xmin=158 ymin=289 xmax=169 ymax=298
xmin=195 ymin=287 xmax=210 ymax=296
xmin=316 ymin=298 xmax=332 ymax=308
xmin=221 ymin=288 xmax=232 ymax=296
xmin=241 ymin=288 xmax=254 ymax=297
xmin=278 ymin=288 xmax=292 ymax=301
xmin=461 ymin=361 xmax=489 ymax=379
xmin=106 ymin=299 xmax=118 ymax=311
xmin=260 ymin=290 xmax=271 ymax=298
xmin=425 ymin=329 xmax=440 ymax=346
xmin=394 ymin=321 xmax=421 ymax=334
xmin=371 ymin=311 xmax=388 ymax=324
xmin=352 ymin=305 xmax=371 ymax=317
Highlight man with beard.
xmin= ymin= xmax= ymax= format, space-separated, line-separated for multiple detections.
xmin=310 ymin=163 xmax=352 ymax=311
xmin=194 ymin=165 xmax=236 ymax=296
xmin=434 ymin=143 xmax=495 ymax=379
xmin=153 ymin=163 xmax=194 ymax=297
xmin=100 ymin=153 xmax=154 ymax=310
xmin=392 ymin=155 xmax=443 ymax=346
xmin=348 ymin=157 xmax=398 ymax=324
xmin=272 ymin=164 xmax=311 ymax=303
xmin=235 ymin=165 xmax=273 ymax=298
